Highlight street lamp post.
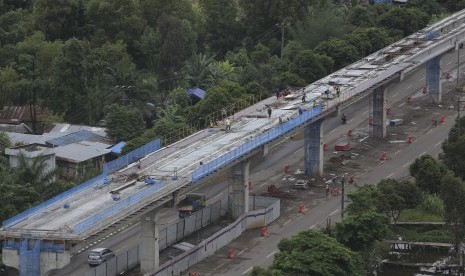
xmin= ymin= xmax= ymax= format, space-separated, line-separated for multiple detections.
xmin=341 ymin=174 xmax=345 ymax=220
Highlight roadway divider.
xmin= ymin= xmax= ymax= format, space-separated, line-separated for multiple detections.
xmin=2 ymin=174 xmax=105 ymax=228
xmin=191 ymin=105 xmax=323 ymax=183
xmin=103 ymin=138 xmax=161 ymax=174
xmin=73 ymin=181 xmax=167 ymax=234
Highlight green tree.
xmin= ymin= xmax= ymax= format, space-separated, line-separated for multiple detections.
xmin=348 ymin=5 xmax=376 ymax=28
xmin=293 ymin=2 xmax=350 ymax=49
xmin=345 ymin=27 xmax=393 ymax=57
xmin=315 ymin=38 xmax=359 ymax=69
xmin=346 ymin=185 xmax=381 ymax=216
xmin=335 ymin=211 xmax=389 ymax=252
xmin=441 ymin=173 xmax=465 ymax=252
xmin=263 ymin=230 xmax=364 ymax=276
xmin=290 ymin=49 xmax=333 ymax=83
xmin=406 ymin=0 xmax=443 ymax=16
xmin=377 ymin=179 xmax=421 ymax=225
xmin=200 ymin=0 xmax=242 ymax=56
xmin=409 ymin=154 xmax=448 ymax=194
xmin=239 ymin=0 xmax=313 ymax=38
xmin=377 ymin=7 xmax=429 ymax=37
xmin=441 ymin=117 xmax=465 ymax=179
xmin=33 ymin=0 xmax=83 ymax=40
xmin=105 ymin=104 xmax=145 ymax=141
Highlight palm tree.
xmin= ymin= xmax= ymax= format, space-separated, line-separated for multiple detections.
xmin=14 ymin=153 xmax=56 ymax=201
xmin=182 ymin=53 xmax=216 ymax=88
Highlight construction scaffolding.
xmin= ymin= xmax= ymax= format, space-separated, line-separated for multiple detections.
xmin=304 ymin=120 xmax=323 ymax=175
xmin=19 ymin=238 xmax=41 ymax=276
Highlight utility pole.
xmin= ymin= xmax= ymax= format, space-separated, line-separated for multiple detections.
xmin=280 ymin=22 xmax=285 ymax=59
xmin=341 ymin=174 xmax=345 ymax=219
xmin=457 ymin=42 xmax=462 ymax=87
xmin=458 ymin=98 xmax=465 ymax=141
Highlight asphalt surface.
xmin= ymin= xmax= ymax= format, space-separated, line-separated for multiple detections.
xmin=54 ymin=48 xmax=465 ymax=276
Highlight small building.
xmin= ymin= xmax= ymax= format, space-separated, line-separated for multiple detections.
xmin=0 ymin=106 xmax=50 ymax=134
xmin=52 ymin=141 xmax=111 ymax=179
xmin=4 ymin=144 xmax=56 ymax=175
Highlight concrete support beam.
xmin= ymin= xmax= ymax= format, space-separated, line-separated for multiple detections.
xmin=372 ymin=86 xmax=387 ymax=139
xmin=426 ymin=55 xmax=442 ymax=103
xmin=304 ymin=120 xmax=323 ymax=176
xmin=261 ymin=144 xmax=269 ymax=157
xmin=230 ymin=160 xmax=250 ymax=219
xmin=140 ymin=208 xmax=160 ymax=274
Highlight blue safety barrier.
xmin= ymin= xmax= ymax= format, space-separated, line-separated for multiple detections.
xmin=103 ymin=139 xmax=161 ymax=174
xmin=2 ymin=174 xmax=105 ymax=228
xmin=192 ymin=105 xmax=323 ymax=183
xmin=73 ymin=181 xmax=166 ymax=234
xmin=19 ymin=239 xmax=41 ymax=276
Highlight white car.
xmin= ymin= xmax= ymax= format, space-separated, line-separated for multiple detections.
xmin=88 ymin=248 xmax=115 ymax=266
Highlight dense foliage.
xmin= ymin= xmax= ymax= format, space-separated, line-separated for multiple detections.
xmin=0 ymin=0 xmax=456 ymax=150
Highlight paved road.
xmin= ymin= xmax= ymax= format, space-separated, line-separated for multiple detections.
xmin=60 ymin=49 xmax=465 ymax=276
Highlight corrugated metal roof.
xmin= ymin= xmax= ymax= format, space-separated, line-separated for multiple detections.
xmin=47 ymin=124 xmax=107 ymax=137
xmin=0 ymin=106 xmax=49 ymax=124
xmin=53 ymin=141 xmax=111 ymax=163
xmin=5 ymin=132 xmax=67 ymax=145
xmin=46 ymin=130 xmax=101 ymax=147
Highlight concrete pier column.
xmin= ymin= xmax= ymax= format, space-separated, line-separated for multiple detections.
xmin=304 ymin=119 xmax=323 ymax=176
xmin=426 ymin=55 xmax=442 ymax=103
xmin=230 ymin=160 xmax=250 ymax=219
xmin=372 ymin=86 xmax=387 ymax=139
xmin=140 ymin=208 xmax=160 ymax=274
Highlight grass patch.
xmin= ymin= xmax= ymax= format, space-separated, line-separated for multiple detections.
xmin=398 ymin=208 xmax=443 ymax=222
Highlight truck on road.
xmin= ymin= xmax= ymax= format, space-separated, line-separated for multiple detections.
xmin=177 ymin=193 xmax=206 ymax=218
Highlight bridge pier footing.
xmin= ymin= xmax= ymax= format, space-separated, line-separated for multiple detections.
xmin=140 ymin=208 xmax=160 ymax=274
xmin=304 ymin=119 xmax=323 ymax=176
xmin=372 ymin=86 xmax=387 ymax=139
xmin=230 ymin=160 xmax=250 ymax=219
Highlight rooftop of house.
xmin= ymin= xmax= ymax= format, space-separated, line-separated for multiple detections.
xmin=0 ymin=106 xmax=49 ymax=124
xmin=52 ymin=141 xmax=111 ymax=163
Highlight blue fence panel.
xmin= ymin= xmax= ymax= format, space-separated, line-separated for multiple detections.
xmin=74 ymin=181 xmax=166 ymax=234
xmin=192 ymin=105 xmax=322 ymax=183
xmin=3 ymin=174 xmax=105 ymax=228
xmin=103 ymin=139 xmax=161 ymax=174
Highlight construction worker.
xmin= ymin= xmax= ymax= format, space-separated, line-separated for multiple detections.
xmin=267 ymin=106 xmax=272 ymax=118
xmin=225 ymin=118 xmax=231 ymax=131
xmin=325 ymin=184 xmax=330 ymax=197
xmin=341 ymin=113 xmax=347 ymax=124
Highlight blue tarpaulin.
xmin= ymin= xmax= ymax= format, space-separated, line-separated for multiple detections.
xmin=110 ymin=141 xmax=126 ymax=154
xmin=187 ymin=87 xmax=206 ymax=99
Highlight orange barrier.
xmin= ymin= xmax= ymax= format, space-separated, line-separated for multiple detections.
xmin=228 ymin=249 xmax=234 ymax=259
xmin=299 ymin=204 xmax=305 ymax=214
xmin=261 ymin=226 xmax=268 ymax=237
xmin=380 ymin=152 xmax=387 ymax=161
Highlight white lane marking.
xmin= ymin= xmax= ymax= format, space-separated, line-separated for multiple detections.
xmin=394 ymin=150 xmax=401 ymax=155
xmin=403 ymin=162 xmax=412 ymax=168
xmin=330 ymin=209 xmax=338 ymax=216
xmin=267 ymin=250 xmax=277 ymax=258
xmin=420 ymin=76 xmax=425 ymax=80
xmin=407 ymin=84 xmax=413 ymax=89
xmin=427 ymin=129 xmax=433 ymax=134
xmin=387 ymin=173 xmax=394 ymax=178
xmin=399 ymin=103 xmax=406 ymax=107
xmin=283 ymin=218 xmax=293 ymax=226
xmin=214 ymin=262 xmax=226 ymax=271
xmin=242 ymin=267 xmax=253 ymax=275
xmin=238 ymin=248 xmax=248 ymax=255
xmin=363 ymin=110 xmax=368 ymax=114
xmin=348 ymin=119 xmax=353 ymax=123
xmin=392 ymin=93 xmax=399 ymax=97
xmin=329 ymin=129 xmax=336 ymax=133
xmin=434 ymin=141 xmax=442 ymax=147
xmin=420 ymin=151 xmax=427 ymax=156
xmin=310 ymin=224 xmax=316 ymax=229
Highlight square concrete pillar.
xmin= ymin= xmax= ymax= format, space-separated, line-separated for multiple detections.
xmin=140 ymin=208 xmax=160 ymax=274
xmin=304 ymin=119 xmax=323 ymax=176
xmin=372 ymin=87 xmax=387 ymax=139
xmin=230 ymin=160 xmax=250 ymax=219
